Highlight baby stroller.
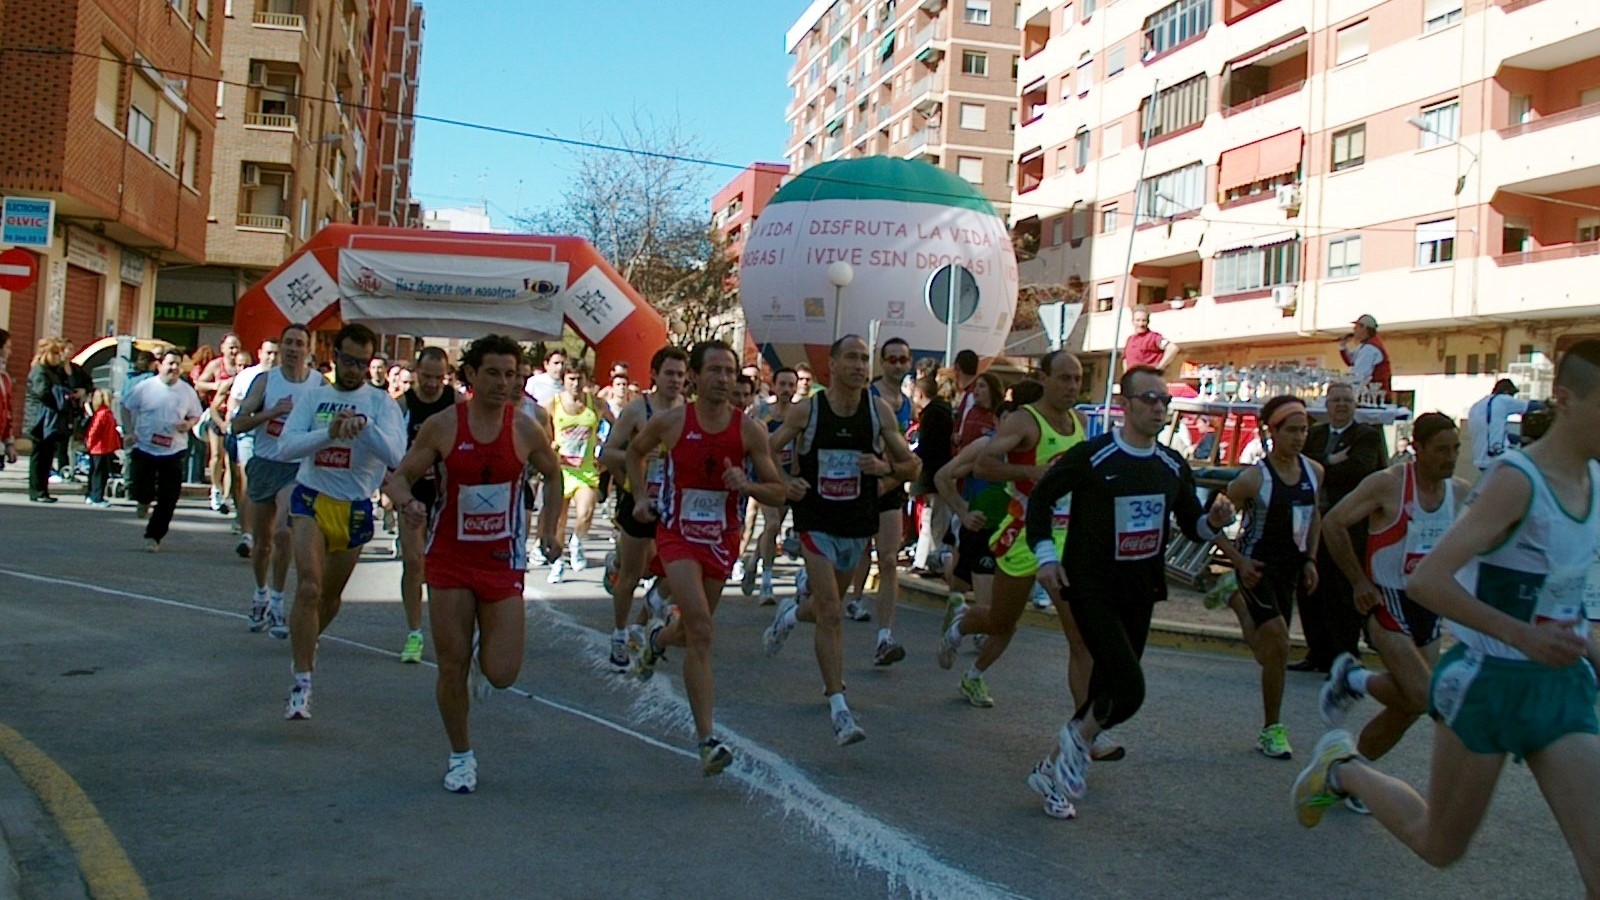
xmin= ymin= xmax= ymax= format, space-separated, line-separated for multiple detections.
xmin=74 ymin=449 xmax=128 ymax=499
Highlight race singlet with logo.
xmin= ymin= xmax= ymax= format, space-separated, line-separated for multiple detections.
xmin=426 ymin=404 xmax=528 ymax=566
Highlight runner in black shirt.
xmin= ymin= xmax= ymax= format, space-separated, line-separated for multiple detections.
xmin=1025 ymin=365 xmax=1236 ymax=811
xmin=397 ymin=347 xmax=459 ymax=663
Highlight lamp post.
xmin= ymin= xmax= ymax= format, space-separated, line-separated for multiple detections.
xmin=827 ymin=261 xmax=854 ymax=344
xmin=1406 ymin=117 xmax=1478 ymax=195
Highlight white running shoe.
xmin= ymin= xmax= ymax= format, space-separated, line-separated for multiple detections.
xmin=210 ymin=488 xmax=223 ymax=512
xmin=547 ymin=559 xmax=566 ymax=584
xmin=844 ymin=597 xmax=872 ymax=622
xmin=763 ymin=598 xmax=798 ymax=657
xmin=1320 ymin=652 xmax=1365 ymax=727
xmin=794 ymin=567 xmax=810 ymax=601
xmin=248 ymin=598 xmax=269 ymax=633
xmin=443 ymin=755 xmax=478 ymax=793
xmin=1091 ymin=730 xmax=1126 ymax=762
xmin=643 ymin=581 xmax=669 ymax=621
xmin=731 ymin=559 xmax=747 ymax=590
xmin=1027 ymin=760 xmax=1078 ymax=820
xmin=469 ymin=653 xmax=495 ymax=702
xmin=831 ymin=707 xmax=866 ymax=746
xmin=285 ymin=684 xmax=311 ymax=720
xmin=608 ymin=633 xmax=630 ymax=672
xmin=570 ymin=538 xmax=588 ymax=571
xmin=1052 ymin=723 xmax=1090 ymax=800
xmin=235 ymin=533 xmax=254 ymax=558
xmin=267 ymin=603 xmax=289 ymax=640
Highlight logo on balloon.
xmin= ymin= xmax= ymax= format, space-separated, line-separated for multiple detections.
xmin=803 ymin=297 xmax=825 ymax=319
xmin=887 ymin=301 xmax=904 ymax=319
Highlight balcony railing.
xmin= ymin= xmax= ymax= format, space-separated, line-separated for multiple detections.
xmin=1497 ymin=100 xmax=1600 ymax=138
xmin=1492 ymin=239 xmax=1600 ymax=267
xmin=908 ymin=129 xmax=942 ymax=153
xmin=252 ymin=11 xmax=305 ymax=30
xmin=237 ymin=214 xmax=291 ymax=232
xmin=1221 ymin=81 xmax=1306 ymax=118
xmin=243 ymin=112 xmax=297 ymax=131
xmin=913 ymin=22 xmax=943 ymax=47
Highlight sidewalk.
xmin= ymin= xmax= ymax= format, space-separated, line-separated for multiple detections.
xmin=0 ymin=455 xmax=210 ymax=500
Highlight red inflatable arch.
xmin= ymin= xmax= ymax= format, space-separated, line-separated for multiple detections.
xmin=233 ymin=225 xmax=668 ymax=376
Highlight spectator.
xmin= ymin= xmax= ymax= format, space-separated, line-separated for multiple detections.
xmin=1388 ymin=435 xmax=1414 ymax=467
xmin=1338 ymin=314 xmax=1392 ymax=401
xmin=1123 ymin=307 xmax=1181 ymax=374
xmin=951 ymin=349 xmax=982 ymax=440
xmin=84 ymin=387 xmax=121 ymax=507
xmin=524 ymin=347 xmax=565 ymax=405
xmin=368 ymin=355 xmax=390 ymax=390
xmin=1466 ymin=377 xmax=1539 ymax=473
xmin=953 ymin=371 xmax=1004 ymax=452
xmin=794 ymin=362 xmax=820 ymax=398
xmin=59 ymin=340 xmax=92 ymax=481
xmin=0 ymin=329 xmax=16 ymax=470
xmin=910 ymin=375 xmax=954 ymax=574
xmin=26 ymin=338 xmax=73 ymax=503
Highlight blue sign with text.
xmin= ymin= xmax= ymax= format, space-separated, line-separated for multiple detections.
xmin=2 ymin=197 xmax=55 ymax=248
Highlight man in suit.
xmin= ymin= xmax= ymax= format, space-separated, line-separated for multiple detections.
xmin=1295 ymin=381 xmax=1385 ymax=672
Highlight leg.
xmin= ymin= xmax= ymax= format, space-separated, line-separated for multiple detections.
xmin=207 ymin=429 xmax=229 ymax=499
xmin=795 ymin=547 xmax=847 ymax=695
xmin=612 ymin=533 xmax=651 ymax=630
xmin=960 ymin=572 xmax=1031 ymax=673
xmin=129 ymin=448 xmax=155 ymax=508
xmin=1356 ymin=625 xmax=1436 ymax=760
xmin=317 ymin=548 xmax=363 ymax=634
xmin=29 ymin=434 xmax=57 ymax=498
xmin=475 ymin=590 xmax=527 ymax=688
xmin=1525 ymin=733 xmax=1600 ymax=895
xmin=1068 ymin=588 xmax=1154 ymax=742
xmin=289 ymin=517 xmax=328 ymax=672
xmin=429 ymin=587 xmax=477 ymax=752
xmin=270 ymin=487 xmax=294 ymax=592
xmin=1047 ymin=590 xmax=1092 ymax=709
xmin=1253 ymin=616 xmax=1290 ymax=727
xmin=661 ymin=561 xmax=718 ymax=739
xmin=571 ymin=485 xmax=597 ymax=541
xmin=250 ymin=495 xmax=279 ymax=590
xmin=399 ymin=517 xmax=426 ymax=632
xmin=758 ymin=505 xmax=782 ymax=577
xmin=873 ymin=509 xmax=901 ymax=630
xmin=146 ymin=452 xmax=185 ymax=542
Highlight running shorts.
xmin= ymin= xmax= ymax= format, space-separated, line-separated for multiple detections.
xmin=288 ymin=483 xmax=375 ymax=552
xmin=876 ymin=484 xmax=907 ymax=515
xmin=425 ymin=555 xmax=524 ymax=605
xmin=1370 ymin=585 xmax=1442 ymax=647
xmin=224 ymin=433 xmax=241 ymax=464
xmin=614 ymin=490 xmax=659 ymax=541
xmin=1238 ymin=561 xmax=1299 ymax=628
xmin=953 ymin=525 xmax=997 ymax=583
xmin=245 ymin=458 xmax=299 ymax=504
xmin=798 ymin=531 xmax=870 ymax=573
xmin=988 ymin=510 xmax=1066 ymax=579
xmin=561 ymin=466 xmax=600 ymax=499
xmin=655 ymin=526 xmax=738 ymax=582
xmin=1430 ymin=644 xmax=1599 ymax=762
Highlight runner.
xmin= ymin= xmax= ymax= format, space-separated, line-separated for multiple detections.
xmin=1027 ymin=365 xmax=1237 ymax=818
xmin=226 ymin=338 xmax=280 ymax=558
xmin=384 ymin=334 xmax=562 ymax=793
xmin=730 ymin=373 xmax=759 ymax=590
xmin=395 ymin=347 xmax=459 ymax=663
xmin=597 ymin=345 xmax=689 ymax=670
xmin=545 ymin=364 xmax=612 ymax=583
xmin=740 ymin=367 xmax=800 ymax=606
xmin=195 ymin=333 xmax=243 ymax=516
xmin=120 ymin=349 xmax=204 ymax=551
xmin=1220 ymin=395 xmax=1325 ymax=760
xmin=762 ymin=335 xmax=921 ymax=746
xmin=274 ymin=324 xmax=406 ymax=720
xmin=943 ymin=352 xmax=1091 ymax=712
xmin=932 ymin=373 xmax=1019 ymax=617
xmin=625 ymin=340 xmax=789 ymax=775
xmin=840 ymin=338 xmax=915 ymax=667
xmin=1318 ymin=413 xmax=1469 ymax=800
xmin=1294 ymin=341 xmax=1600 ymax=897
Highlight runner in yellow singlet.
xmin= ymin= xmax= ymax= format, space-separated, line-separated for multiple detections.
xmin=545 ymin=364 xmax=612 ymax=583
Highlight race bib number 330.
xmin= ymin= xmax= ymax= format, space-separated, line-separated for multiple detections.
xmin=1114 ymin=494 xmax=1165 ymax=561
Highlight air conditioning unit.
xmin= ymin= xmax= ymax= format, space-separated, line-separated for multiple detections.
xmin=1271 ymin=284 xmax=1298 ymax=310
xmin=242 ymin=163 xmax=262 ymax=186
xmin=248 ymin=62 xmax=269 ymax=86
xmin=1275 ymin=184 xmax=1302 ymax=212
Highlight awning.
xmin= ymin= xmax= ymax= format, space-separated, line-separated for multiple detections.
xmin=880 ymin=29 xmax=896 ymax=58
xmin=1021 ymin=76 xmax=1048 ymax=96
xmin=1216 ymin=230 xmax=1299 ymax=254
xmin=1226 ymin=29 xmax=1308 ymax=70
xmin=1018 ymin=145 xmax=1044 ymax=165
xmin=1218 ymin=129 xmax=1303 ymax=192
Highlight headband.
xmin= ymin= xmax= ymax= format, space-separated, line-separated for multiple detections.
xmin=1266 ymin=401 xmax=1309 ymax=429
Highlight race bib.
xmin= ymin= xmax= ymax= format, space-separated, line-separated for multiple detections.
xmin=1051 ymin=493 xmax=1072 ymax=532
xmin=1403 ymin=516 xmax=1451 ymax=577
xmin=779 ymin=445 xmax=795 ymax=469
xmin=1114 ymin=493 xmax=1165 ymax=561
xmin=817 ymin=449 xmax=861 ymax=501
xmin=1291 ymin=503 xmax=1314 ymax=553
xmin=315 ymin=446 xmax=351 ymax=469
xmin=559 ymin=426 xmax=590 ymax=467
xmin=1533 ymin=567 xmax=1587 ymax=626
xmin=457 ymin=482 xmax=512 ymax=542
xmin=679 ymin=488 xmax=729 ymax=545
xmin=645 ymin=458 xmax=666 ymax=501
xmin=151 ymin=432 xmax=174 ymax=449
xmin=266 ymin=418 xmax=285 ymax=437
xmin=1582 ymin=561 xmax=1600 ymax=622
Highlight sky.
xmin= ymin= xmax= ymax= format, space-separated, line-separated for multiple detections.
xmin=410 ymin=1 xmax=802 ymax=230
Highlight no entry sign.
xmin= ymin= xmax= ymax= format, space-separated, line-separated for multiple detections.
xmin=0 ymin=247 xmax=38 ymax=292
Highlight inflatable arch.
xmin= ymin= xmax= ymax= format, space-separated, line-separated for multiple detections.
xmin=232 ymin=225 xmax=668 ymax=377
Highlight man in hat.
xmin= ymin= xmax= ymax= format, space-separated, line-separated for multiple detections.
xmin=1339 ymin=315 xmax=1391 ymax=401
xmin=1467 ymin=378 xmax=1540 ymax=473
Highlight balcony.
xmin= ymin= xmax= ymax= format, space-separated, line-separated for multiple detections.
xmin=1480 ymin=242 xmax=1600 ymax=320
xmin=1021 ymin=79 xmax=1048 ymax=127
xmin=1022 ymin=8 xmax=1050 ymax=59
xmin=237 ymin=214 xmax=290 ymax=232
xmin=1220 ymin=33 xmax=1307 ymax=118
xmin=1494 ymin=10 xmax=1600 ymax=70
xmin=243 ymin=112 xmax=297 ymax=131
xmin=913 ymin=22 xmax=945 ymax=63
xmin=253 ymin=11 xmax=305 ymax=30
xmin=1489 ymin=100 xmax=1600 ymax=193
xmin=910 ymin=74 xmax=942 ymax=113
xmin=1493 ymin=239 xmax=1600 ymax=267
xmin=907 ymin=128 xmax=942 ymax=159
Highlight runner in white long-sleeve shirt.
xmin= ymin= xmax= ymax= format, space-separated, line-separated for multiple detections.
xmin=273 ymin=324 xmax=406 ymax=720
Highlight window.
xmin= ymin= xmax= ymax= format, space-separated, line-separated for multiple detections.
xmin=1578 ymin=217 xmax=1600 ymax=243
xmin=194 ymin=0 xmax=210 ymax=44
xmin=1101 ymin=205 xmax=1119 ymax=233
xmin=1082 ymin=0 xmax=1098 ymax=19
xmin=1335 ymin=20 xmax=1368 ymax=65
xmin=1107 ymin=46 xmax=1126 ymax=77
xmin=957 ymin=156 xmax=984 ymax=183
xmin=1327 ymin=236 xmax=1361 ymax=278
xmin=1486 ymin=353 xmax=1500 ymax=373
xmin=1052 ymin=219 xmax=1065 ymax=245
xmin=1331 ymin=124 xmax=1365 ymax=171
xmin=181 ymin=125 xmax=200 ymax=188
xmin=1009 ymin=108 xmax=1018 ymax=132
xmin=1076 ymin=57 xmax=1093 ymax=96
xmin=95 ymin=46 xmax=122 ymax=128
xmin=1214 ymin=241 xmax=1301 ymax=295
xmin=1139 ymin=74 xmax=1208 ymax=140
xmin=127 ymin=75 xmax=158 ymax=153
xmin=1138 ymin=161 xmax=1205 ymax=217
xmin=1510 ymin=94 xmax=1532 ymax=125
xmin=1071 ymin=207 xmax=1088 ymax=243
xmin=1012 ymin=55 xmax=1020 ymax=80
xmin=1143 ymin=0 xmax=1211 ymax=58
xmin=1055 ymin=146 xmax=1071 ymax=175
xmin=1423 ymin=0 xmax=1463 ymax=33
xmin=964 ymin=0 xmax=991 ymax=25
xmin=1417 ymin=100 xmax=1459 ymax=148
xmin=1074 ymin=128 xmax=1090 ymax=169
xmin=1444 ymin=355 xmax=1457 ymax=377
xmin=1416 ymin=219 xmax=1456 ymax=267
xmin=959 ymin=102 xmax=987 ymax=130
xmin=1503 ymin=218 xmax=1532 ymax=254
xmin=1095 ymin=281 xmax=1115 ymax=312
xmin=169 ymin=0 xmax=189 ymax=20
xmin=1103 ymin=121 xmax=1121 ymax=155
xmin=1466 ymin=354 xmax=1480 ymax=376
xmin=299 ymin=196 xmax=311 ymax=240
xmin=215 ymin=79 xmax=224 ymax=117
xmin=962 ymin=51 xmax=988 ymax=76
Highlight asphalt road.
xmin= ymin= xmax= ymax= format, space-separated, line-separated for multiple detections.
xmin=0 ymin=493 xmax=1587 ymax=898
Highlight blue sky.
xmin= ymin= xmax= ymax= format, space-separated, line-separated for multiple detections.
xmin=410 ymin=1 xmax=800 ymax=229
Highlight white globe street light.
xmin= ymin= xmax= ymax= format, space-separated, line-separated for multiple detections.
xmin=827 ymin=261 xmax=855 ymax=343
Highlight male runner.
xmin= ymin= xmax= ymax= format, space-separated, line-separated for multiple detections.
xmin=730 ymin=373 xmax=758 ymax=589
xmin=1028 ymin=365 xmax=1236 ymax=818
xmin=395 ymin=347 xmax=459 ymax=663
xmin=121 ymin=349 xmax=204 ymax=551
xmin=231 ymin=324 xmax=320 ymax=637
xmin=1318 ymin=412 xmax=1468 ymax=801
xmin=546 ymin=365 xmax=611 ymax=582
xmin=740 ymin=367 xmax=800 ymax=605
xmin=226 ymin=337 xmax=279 ymax=558
xmin=762 ymin=335 xmax=920 ymax=745
xmin=626 ymin=340 xmax=789 ymax=775
xmin=274 ymin=324 xmax=406 ymax=720
xmin=598 ymin=345 xmax=689 ymax=670
xmin=385 ymin=334 xmax=562 ymax=793
xmin=841 ymin=338 xmax=915 ymax=667
xmin=1221 ymin=395 xmax=1324 ymax=760
xmin=948 ymin=351 xmax=1091 ymax=710
xmin=1294 ymin=341 xmax=1600 ymax=897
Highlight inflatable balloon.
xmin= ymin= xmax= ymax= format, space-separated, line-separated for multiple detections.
xmin=739 ymin=157 xmax=1018 ymax=379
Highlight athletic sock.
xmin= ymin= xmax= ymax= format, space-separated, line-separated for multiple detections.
xmin=293 ymin=671 xmax=312 ymax=689
xmin=1348 ymin=667 xmax=1371 ymax=696
xmin=827 ymin=692 xmax=848 ymax=715
xmin=449 ymin=749 xmax=475 ymax=763
xmin=612 ymin=628 xmax=627 ymax=642
xmin=253 ymin=586 xmax=268 ymax=604
xmin=965 ymin=664 xmax=983 ymax=682
xmin=269 ymin=589 xmax=285 ymax=608
xmin=409 ymin=629 xmax=423 ymax=640
xmin=876 ymin=628 xmax=891 ymax=645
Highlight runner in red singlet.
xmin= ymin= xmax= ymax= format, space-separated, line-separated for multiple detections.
xmin=384 ymin=334 xmax=564 ymax=793
xmin=624 ymin=340 xmax=789 ymax=776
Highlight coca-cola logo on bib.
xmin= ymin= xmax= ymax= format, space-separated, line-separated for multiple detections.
xmin=463 ymin=512 xmax=507 ymax=535
xmin=1117 ymin=531 xmax=1161 ymax=558
xmin=315 ymin=447 xmax=351 ymax=469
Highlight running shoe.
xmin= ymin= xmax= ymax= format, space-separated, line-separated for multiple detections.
xmin=144 ymin=538 xmax=159 ymax=553
xmin=1291 ymin=729 xmax=1356 ymax=828
xmin=400 ymin=632 xmax=424 ymax=664
xmin=570 ymin=538 xmax=588 ymax=571
xmin=547 ymin=559 xmax=566 ymax=584
xmin=936 ymin=607 xmax=964 ymax=671
xmin=1258 ymin=723 xmax=1294 ymax=760
xmin=699 ymin=738 xmax=734 ymax=777
xmin=643 ymin=581 xmax=669 ymax=621
xmin=739 ymin=557 xmax=757 ymax=596
xmin=1091 ymin=731 xmax=1126 ymax=762
xmin=267 ymin=604 xmax=289 ymax=640
xmin=469 ymin=652 xmax=495 ymax=702
xmin=1345 ymin=796 xmax=1370 ymax=815
xmin=247 ymin=599 xmax=269 ymax=633
xmin=1320 ymin=652 xmax=1365 ymax=727
xmin=1030 ymin=582 xmax=1051 ymax=610
xmin=602 ymin=551 xmax=619 ymax=595
xmin=1203 ymin=571 xmax=1238 ymax=611
xmin=210 ymin=488 xmax=223 ymax=512
xmin=626 ymin=623 xmax=646 ymax=653
xmin=231 ymin=520 xmax=243 ymax=535
xmin=831 ymin=707 xmax=866 ymax=746
xmin=960 ymin=674 xmax=994 ymax=708
xmin=844 ymin=597 xmax=872 ymax=622
xmin=136 ymin=502 xmax=150 ymax=519
xmin=443 ymin=755 xmax=477 ymax=794
xmin=633 ymin=620 xmax=666 ymax=681
xmin=763 ymin=598 xmax=798 ymax=657
xmin=235 ymin=533 xmax=254 ymax=558
xmin=285 ymin=684 xmax=311 ymax=720
xmin=873 ymin=638 xmax=906 ymax=667
xmin=782 ymin=530 xmax=800 ymax=559
xmin=940 ymin=592 xmax=964 ymax=637
xmin=759 ymin=592 xmax=777 ymax=607
xmin=608 ymin=633 xmax=630 ymax=673
xmin=794 ymin=567 xmax=810 ymax=601
xmin=1052 ymin=722 xmax=1090 ymax=800
xmin=1027 ymin=759 xmax=1078 ymax=820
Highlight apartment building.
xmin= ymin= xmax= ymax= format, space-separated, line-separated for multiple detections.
xmin=711 ymin=162 xmax=790 ymax=258
xmin=0 ymin=0 xmax=222 ymax=388
xmin=1014 ymin=0 xmax=1600 ymax=418
xmin=785 ymin=0 xmax=1023 ymax=217
xmin=155 ymin=0 xmax=422 ymax=353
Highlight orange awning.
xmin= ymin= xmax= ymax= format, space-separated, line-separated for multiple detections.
xmin=1218 ymin=129 xmax=1302 ymax=192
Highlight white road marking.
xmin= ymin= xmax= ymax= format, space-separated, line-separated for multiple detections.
xmin=0 ymin=567 xmax=1026 ymax=900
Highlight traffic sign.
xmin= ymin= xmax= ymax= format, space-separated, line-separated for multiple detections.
xmin=925 ymin=263 xmax=979 ymax=326
xmin=0 ymin=247 xmax=37 ymax=292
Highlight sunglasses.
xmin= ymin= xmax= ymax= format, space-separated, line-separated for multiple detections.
xmin=335 ymin=350 xmax=373 ymax=368
xmin=1127 ymin=390 xmax=1173 ymax=406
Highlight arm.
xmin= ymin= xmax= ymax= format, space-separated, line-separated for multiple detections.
xmin=522 ymin=417 xmax=564 ymax=550
xmin=1158 ymin=338 xmax=1181 ymax=371
xmin=769 ymin=401 xmax=813 ymax=501
xmin=1410 ymin=467 xmax=1588 ymax=667
xmin=355 ymin=395 xmax=407 ymax=469
xmin=598 ymin=402 xmax=640 ymax=478
xmin=625 ymin=412 xmax=673 ymax=521
xmin=194 ymin=359 xmax=228 ymax=395
xmin=1349 ymin=344 xmax=1378 ymax=385
xmin=971 ymin=413 xmax=1039 ymax=483
xmin=934 ymin=437 xmax=991 ymax=528
xmin=1026 ymin=443 xmax=1088 ymax=565
xmin=871 ymin=397 xmax=921 ymax=483
xmin=1303 ymin=460 xmax=1325 ymax=592
xmin=1218 ymin=468 xmax=1264 ymax=585
xmin=273 ymin=392 xmax=331 ymax=461
xmin=382 ymin=412 xmax=448 ymax=513
xmin=1322 ymin=470 xmax=1393 ymax=613
xmin=735 ymin=417 xmax=788 ymax=508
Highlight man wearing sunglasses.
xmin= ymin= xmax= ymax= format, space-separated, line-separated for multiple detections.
xmin=274 ymin=324 xmax=406 ymax=721
xmin=1025 ymin=365 xmax=1236 ymax=818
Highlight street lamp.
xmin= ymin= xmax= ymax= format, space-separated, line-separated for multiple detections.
xmin=1406 ymin=117 xmax=1478 ymax=195
xmin=827 ymin=260 xmax=854 ymax=343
